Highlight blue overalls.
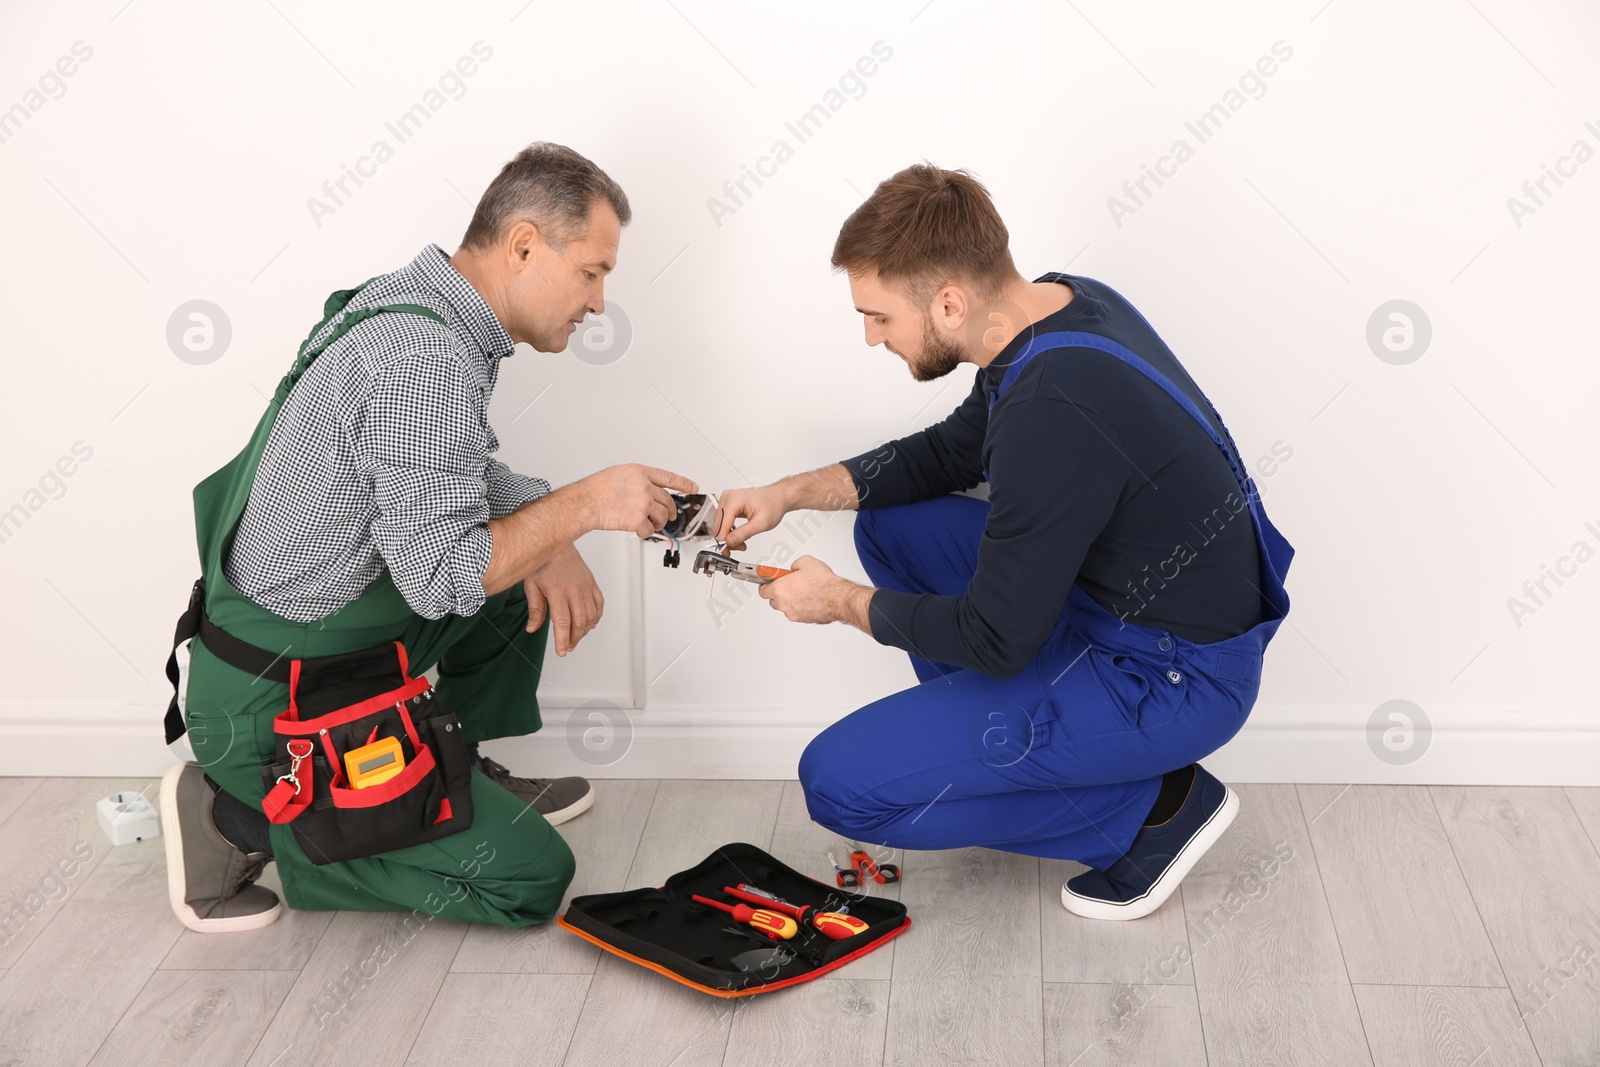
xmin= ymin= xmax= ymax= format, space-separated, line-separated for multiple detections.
xmin=797 ymin=332 xmax=1295 ymax=870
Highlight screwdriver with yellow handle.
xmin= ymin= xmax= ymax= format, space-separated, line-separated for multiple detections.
xmin=690 ymin=894 xmax=798 ymax=940
xmin=723 ymin=884 xmax=872 ymax=941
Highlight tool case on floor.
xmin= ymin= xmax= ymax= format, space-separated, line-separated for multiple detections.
xmin=557 ymin=842 xmax=910 ymax=997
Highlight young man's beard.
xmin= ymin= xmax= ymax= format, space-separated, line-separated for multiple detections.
xmin=906 ymin=315 xmax=966 ymax=382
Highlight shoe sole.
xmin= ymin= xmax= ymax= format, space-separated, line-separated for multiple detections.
xmin=538 ymin=781 xmax=595 ymax=827
xmin=160 ymin=762 xmax=283 ymax=934
xmin=1061 ymin=784 xmax=1239 ymax=921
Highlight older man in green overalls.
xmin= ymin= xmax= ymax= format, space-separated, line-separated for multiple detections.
xmin=161 ymin=142 xmax=694 ymax=932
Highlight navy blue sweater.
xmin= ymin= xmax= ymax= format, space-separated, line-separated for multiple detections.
xmin=839 ymin=273 xmax=1264 ymax=679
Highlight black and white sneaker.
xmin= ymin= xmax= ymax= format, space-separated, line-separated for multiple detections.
xmin=1061 ymin=763 xmax=1239 ymax=921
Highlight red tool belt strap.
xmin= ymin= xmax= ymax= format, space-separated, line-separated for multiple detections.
xmin=262 ymin=738 xmax=315 ymax=824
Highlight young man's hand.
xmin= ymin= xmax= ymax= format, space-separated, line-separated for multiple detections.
xmin=715 ymin=465 xmax=859 ymax=551
xmin=759 ymin=556 xmax=874 ymax=632
xmin=524 ymin=543 xmax=604 ymax=656
xmin=713 ymin=483 xmax=792 ymax=551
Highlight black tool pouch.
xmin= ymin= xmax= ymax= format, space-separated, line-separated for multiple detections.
xmin=255 ymin=638 xmax=475 ymax=865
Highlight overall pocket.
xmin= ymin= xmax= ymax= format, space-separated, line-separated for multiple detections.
xmin=258 ymin=640 xmax=474 ymax=865
xmin=1089 ymin=649 xmax=1170 ymax=729
xmin=1212 ymin=649 xmax=1264 ymax=709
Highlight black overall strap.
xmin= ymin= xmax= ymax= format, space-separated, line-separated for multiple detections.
xmin=163 ymin=580 xmax=205 ymax=748
xmin=164 ymin=578 xmax=298 ymax=747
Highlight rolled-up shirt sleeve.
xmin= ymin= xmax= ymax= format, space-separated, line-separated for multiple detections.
xmin=484 ymin=455 xmax=552 ymax=519
xmin=351 ymin=353 xmax=495 ymax=619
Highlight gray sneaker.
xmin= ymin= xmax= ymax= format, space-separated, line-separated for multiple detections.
xmin=473 ymin=754 xmax=594 ymax=825
xmin=159 ymin=761 xmax=283 ymax=933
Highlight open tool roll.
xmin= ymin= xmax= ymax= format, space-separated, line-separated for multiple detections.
xmin=558 ymin=842 xmax=910 ymax=996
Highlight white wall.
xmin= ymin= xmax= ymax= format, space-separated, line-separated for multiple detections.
xmin=1 ymin=0 xmax=1595 ymax=784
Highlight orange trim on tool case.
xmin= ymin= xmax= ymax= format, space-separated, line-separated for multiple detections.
xmin=555 ymin=914 xmax=912 ymax=998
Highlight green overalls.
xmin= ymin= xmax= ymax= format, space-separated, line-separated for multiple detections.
xmin=180 ymin=279 xmax=575 ymax=925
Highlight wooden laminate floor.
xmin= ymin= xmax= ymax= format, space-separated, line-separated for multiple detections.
xmin=1 ymin=777 xmax=1597 ymax=1066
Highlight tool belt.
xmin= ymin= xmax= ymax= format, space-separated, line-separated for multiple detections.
xmin=164 ymin=577 xmax=475 ymax=865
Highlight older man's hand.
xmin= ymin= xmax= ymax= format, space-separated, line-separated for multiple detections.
xmin=524 ymin=543 xmax=604 ymax=656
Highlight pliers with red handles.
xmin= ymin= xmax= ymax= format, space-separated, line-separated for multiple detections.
xmin=830 ymin=843 xmax=902 ymax=888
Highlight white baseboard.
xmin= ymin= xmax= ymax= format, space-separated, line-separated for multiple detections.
xmin=1 ymin=702 xmax=1596 ymax=786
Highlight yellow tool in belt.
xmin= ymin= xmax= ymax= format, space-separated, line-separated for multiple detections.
xmin=344 ymin=735 xmax=406 ymax=788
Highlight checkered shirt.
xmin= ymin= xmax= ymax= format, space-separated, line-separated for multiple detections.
xmin=225 ymin=243 xmax=550 ymax=621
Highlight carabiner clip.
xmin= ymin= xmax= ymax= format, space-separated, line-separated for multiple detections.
xmin=276 ymin=738 xmax=314 ymax=796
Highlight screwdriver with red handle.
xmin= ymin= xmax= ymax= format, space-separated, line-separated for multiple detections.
xmin=723 ymin=885 xmax=871 ymax=940
xmin=690 ymin=894 xmax=798 ymax=940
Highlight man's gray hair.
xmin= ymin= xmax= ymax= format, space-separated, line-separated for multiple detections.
xmin=460 ymin=142 xmax=631 ymax=252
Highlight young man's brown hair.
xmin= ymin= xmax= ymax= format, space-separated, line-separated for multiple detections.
xmin=830 ymin=163 xmax=1017 ymax=306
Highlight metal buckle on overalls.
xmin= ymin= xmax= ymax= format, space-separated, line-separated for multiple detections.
xmin=277 ymin=738 xmax=314 ymax=796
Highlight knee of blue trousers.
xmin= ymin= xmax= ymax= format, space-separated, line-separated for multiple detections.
xmin=798 ymin=726 xmax=891 ymax=840
xmin=853 ymin=506 xmax=880 ymax=542
xmin=852 ymin=508 xmax=892 ymax=583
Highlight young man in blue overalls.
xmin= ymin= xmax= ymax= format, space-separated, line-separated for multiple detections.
xmin=714 ymin=164 xmax=1294 ymax=920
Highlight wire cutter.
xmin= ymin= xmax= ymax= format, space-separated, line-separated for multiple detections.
xmin=829 ymin=845 xmax=902 ymax=887
xmin=692 ymin=549 xmax=793 ymax=585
